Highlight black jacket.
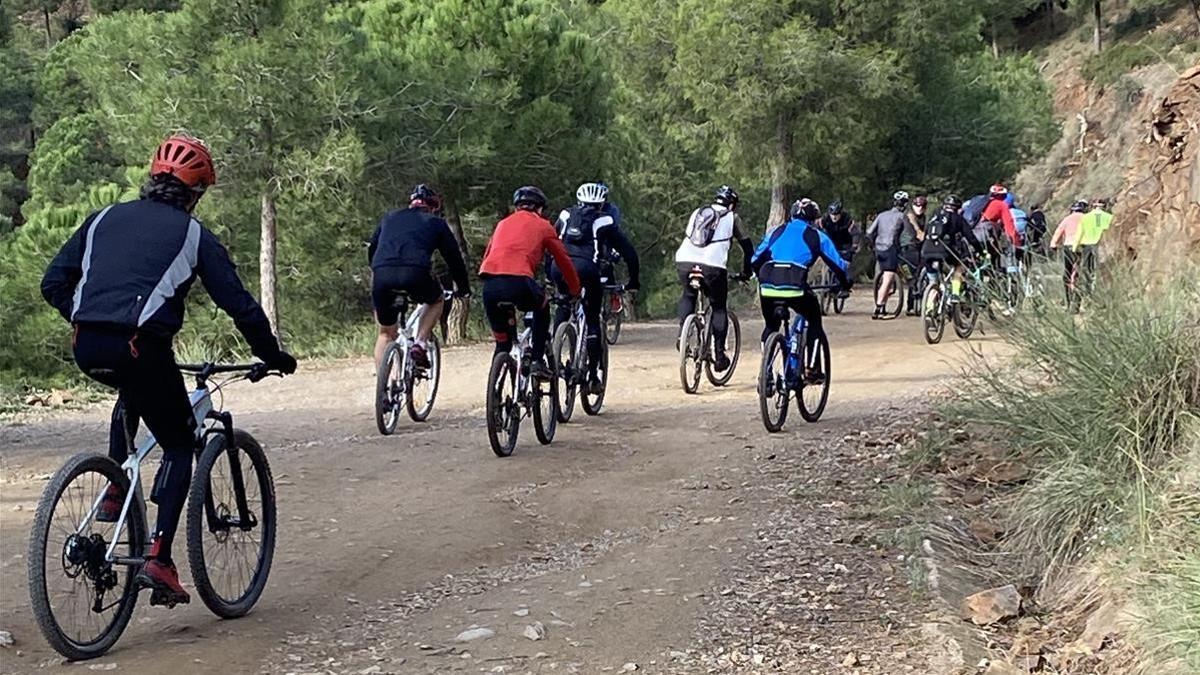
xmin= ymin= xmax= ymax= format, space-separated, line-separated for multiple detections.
xmin=368 ymin=207 xmax=470 ymax=292
xmin=553 ymin=205 xmax=641 ymax=288
xmin=41 ymin=199 xmax=281 ymax=359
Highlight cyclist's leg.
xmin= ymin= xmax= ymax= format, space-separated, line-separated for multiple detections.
xmin=875 ymin=248 xmax=899 ymax=310
xmin=371 ymin=268 xmax=402 ymax=368
xmin=901 ymin=246 xmax=921 ymax=312
xmin=509 ymin=278 xmax=551 ymax=362
xmin=577 ymin=263 xmax=603 ymax=376
xmin=759 ymin=295 xmax=785 ymax=344
xmin=705 ymin=265 xmax=730 ymax=354
xmin=406 ymin=270 xmax=445 ymax=344
xmin=73 ymin=327 xmax=136 ymax=464
xmin=793 ymin=293 xmax=824 ymax=357
xmin=1081 ymin=246 xmax=1098 ymax=295
xmin=676 ymin=263 xmax=699 ymax=328
xmin=548 ymin=261 xmax=571 ymax=330
xmin=482 ymin=277 xmax=521 ymax=356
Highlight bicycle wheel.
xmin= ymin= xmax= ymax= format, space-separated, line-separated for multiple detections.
xmin=704 ymin=310 xmax=740 ymax=387
xmin=604 ymin=294 xmax=623 ymax=345
xmin=552 ymin=322 xmax=578 ymax=423
xmin=28 ymin=453 xmax=144 ymax=661
xmin=874 ymin=271 xmax=904 ymax=318
xmin=922 ymin=284 xmax=946 ymax=345
xmin=953 ymin=288 xmax=980 ymax=339
xmin=832 ymin=294 xmax=846 ymax=314
xmin=533 ymin=362 xmax=558 ymax=445
xmin=406 ymin=337 xmax=441 ymax=422
xmin=798 ymin=331 xmax=832 ymax=423
xmin=582 ymin=338 xmax=608 ymax=416
xmin=679 ymin=314 xmax=704 ymax=394
xmin=758 ymin=333 xmax=789 ymax=433
xmin=486 ymin=353 xmax=520 ymax=457
xmin=374 ymin=343 xmax=403 ymax=435
xmin=187 ymin=430 xmax=276 ymax=618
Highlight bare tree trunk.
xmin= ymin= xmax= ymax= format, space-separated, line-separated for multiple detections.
xmin=991 ymin=20 xmax=999 ymax=58
xmin=42 ymin=9 xmax=52 ymax=47
xmin=1092 ymin=0 xmax=1103 ymax=53
xmin=260 ymin=191 xmax=280 ymax=337
xmin=446 ymin=203 xmax=472 ymax=345
xmin=1047 ymin=0 xmax=1055 ymax=32
xmin=767 ymin=111 xmax=793 ymax=232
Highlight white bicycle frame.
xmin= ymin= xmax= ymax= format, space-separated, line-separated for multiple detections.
xmin=392 ymin=289 xmax=454 ymax=353
xmin=78 ymin=387 xmax=214 ymax=564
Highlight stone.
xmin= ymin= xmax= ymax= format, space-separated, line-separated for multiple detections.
xmin=1078 ymin=601 xmax=1124 ymax=653
xmin=454 ymin=627 xmax=496 ymax=642
xmin=962 ymin=585 xmax=1022 ymax=626
xmin=0 ymin=631 xmax=12 ymax=648
xmin=513 ymin=608 xmax=530 ymax=617
xmin=983 ymin=661 xmax=1023 ymax=675
xmin=523 ymin=622 xmax=546 ymax=641
xmin=969 ymin=518 xmax=1005 ymax=544
xmin=841 ymin=652 xmax=859 ymax=667
xmin=620 ymin=663 xmax=638 ymax=672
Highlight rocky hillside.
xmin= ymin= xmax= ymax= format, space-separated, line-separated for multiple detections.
xmin=1015 ymin=4 xmax=1199 ymax=266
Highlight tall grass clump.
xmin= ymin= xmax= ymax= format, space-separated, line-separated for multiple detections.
xmin=947 ymin=264 xmax=1200 ymax=582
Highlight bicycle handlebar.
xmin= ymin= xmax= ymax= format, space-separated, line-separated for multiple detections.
xmin=178 ymin=362 xmax=280 ymax=384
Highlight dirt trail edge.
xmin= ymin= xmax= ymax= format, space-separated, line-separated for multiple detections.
xmin=0 ymin=299 xmax=1002 ymax=674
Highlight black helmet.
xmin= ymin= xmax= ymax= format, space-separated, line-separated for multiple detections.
xmin=943 ymin=194 xmax=963 ymax=209
xmin=410 ymin=184 xmax=442 ymax=212
xmin=790 ymin=198 xmax=820 ymax=222
xmin=893 ymin=190 xmax=910 ymax=208
xmin=828 ymin=200 xmax=843 ymax=215
xmin=1070 ymin=199 xmax=1089 ymax=213
xmin=512 ymin=185 xmax=547 ymax=210
xmin=714 ymin=185 xmax=739 ymax=208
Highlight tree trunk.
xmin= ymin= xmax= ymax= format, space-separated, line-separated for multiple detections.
xmin=1190 ymin=0 xmax=1200 ymax=31
xmin=1092 ymin=0 xmax=1102 ymax=54
xmin=259 ymin=191 xmax=280 ymax=337
xmin=446 ymin=203 xmax=472 ymax=345
xmin=991 ymin=20 xmax=999 ymax=58
xmin=767 ymin=111 xmax=793 ymax=232
xmin=1047 ymin=0 xmax=1055 ymax=32
xmin=42 ymin=8 xmax=52 ymax=47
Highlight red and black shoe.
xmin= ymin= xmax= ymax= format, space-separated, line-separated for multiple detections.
xmin=137 ymin=540 xmax=190 ymax=607
xmin=409 ymin=343 xmax=431 ymax=370
xmin=96 ymin=483 xmax=125 ymax=523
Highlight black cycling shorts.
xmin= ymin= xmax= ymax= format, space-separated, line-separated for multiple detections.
xmin=372 ymin=265 xmax=443 ymax=326
xmin=875 ymin=247 xmax=900 ymax=273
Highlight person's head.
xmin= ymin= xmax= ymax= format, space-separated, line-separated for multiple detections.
xmin=1070 ymin=199 xmax=1089 ymax=213
xmin=790 ymin=198 xmax=820 ymax=222
xmin=942 ymin=194 xmax=963 ymax=212
xmin=892 ymin=190 xmax=910 ymax=210
xmin=912 ymin=195 xmax=928 ymax=214
xmin=512 ymin=185 xmax=547 ymax=215
xmin=714 ymin=185 xmax=739 ymax=210
xmin=409 ymin=184 xmax=442 ymax=213
xmin=576 ymin=182 xmax=609 ymax=210
xmin=141 ymin=134 xmax=216 ymax=213
xmin=1091 ymin=197 xmax=1110 ymax=211
xmin=989 ymin=183 xmax=1008 ymax=201
xmin=828 ymin=200 xmax=844 ymax=219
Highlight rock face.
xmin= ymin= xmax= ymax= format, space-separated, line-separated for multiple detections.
xmin=961 ymin=585 xmax=1022 ymax=626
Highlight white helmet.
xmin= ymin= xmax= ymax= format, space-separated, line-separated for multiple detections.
xmin=893 ymin=190 xmax=910 ymax=206
xmin=576 ymin=182 xmax=609 ymax=205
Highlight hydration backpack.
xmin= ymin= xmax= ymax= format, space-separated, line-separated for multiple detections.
xmin=962 ymin=195 xmax=988 ymax=226
xmin=560 ymin=208 xmax=596 ymax=247
xmin=925 ymin=211 xmax=949 ymax=243
xmin=688 ymin=205 xmax=727 ymax=247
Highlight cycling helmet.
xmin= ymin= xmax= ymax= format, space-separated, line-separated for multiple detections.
xmin=1004 ymin=192 xmax=1015 ymax=207
xmin=512 ymin=185 xmax=547 ymax=210
xmin=828 ymin=200 xmax=843 ymax=215
xmin=714 ymin=185 xmax=739 ymax=209
xmin=943 ymin=194 xmax=963 ymax=209
xmin=893 ymin=190 xmax=910 ymax=208
xmin=150 ymin=134 xmax=216 ymax=189
xmin=1070 ymin=200 xmax=1089 ymax=213
xmin=576 ymin=182 xmax=608 ymax=205
xmin=913 ymin=195 xmax=928 ymax=208
xmin=790 ymin=198 xmax=821 ymax=222
xmin=409 ymin=184 xmax=442 ymax=212
xmin=989 ymin=183 xmax=1008 ymax=199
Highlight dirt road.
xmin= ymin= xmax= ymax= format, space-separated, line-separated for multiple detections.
xmin=0 ymin=299 xmax=1000 ymax=674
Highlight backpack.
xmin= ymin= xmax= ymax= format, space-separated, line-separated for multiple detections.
xmin=962 ymin=195 xmax=988 ymax=226
xmin=925 ymin=211 xmax=949 ymax=243
xmin=1011 ymin=208 xmax=1029 ymax=237
xmin=688 ymin=205 xmax=727 ymax=247
xmin=561 ymin=208 xmax=594 ymax=247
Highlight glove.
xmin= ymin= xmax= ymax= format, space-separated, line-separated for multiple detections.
xmin=454 ymin=287 xmax=472 ymax=299
xmin=266 ymin=351 xmax=298 ymax=375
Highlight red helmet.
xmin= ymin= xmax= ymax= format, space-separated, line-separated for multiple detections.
xmin=989 ymin=184 xmax=1008 ymax=198
xmin=150 ymin=135 xmax=216 ymax=189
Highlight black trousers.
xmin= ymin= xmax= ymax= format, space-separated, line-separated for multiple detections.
xmin=759 ymin=293 xmax=824 ymax=353
xmin=551 ymin=258 xmax=603 ymax=375
xmin=481 ymin=276 xmax=550 ymax=360
xmin=899 ymin=245 xmax=921 ymax=308
xmin=677 ymin=263 xmax=730 ymax=353
xmin=73 ymin=325 xmax=195 ymax=560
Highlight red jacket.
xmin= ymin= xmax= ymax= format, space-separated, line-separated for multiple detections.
xmin=479 ymin=209 xmax=582 ymax=295
xmin=981 ymin=199 xmax=1020 ymax=245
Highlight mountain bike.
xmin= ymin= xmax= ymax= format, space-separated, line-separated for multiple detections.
xmin=28 ymin=362 xmax=280 ymax=661
xmin=758 ymin=288 xmax=834 ymax=432
xmin=601 ymin=283 xmax=627 ymax=346
xmin=873 ymin=261 xmax=906 ymax=318
xmin=375 ymin=289 xmax=455 ymax=435
xmin=486 ymin=307 xmax=559 ymax=457
xmin=953 ymin=258 xmax=993 ymax=339
xmin=920 ymin=263 xmax=953 ymax=344
xmin=816 ymin=259 xmax=849 ymax=315
xmin=552 ymin=290 xmax=610 ymax=420
xmin=678 ymin=268 xmax=742 ymax=394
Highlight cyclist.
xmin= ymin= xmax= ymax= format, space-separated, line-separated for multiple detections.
xmin=866 ymin=191 xmax=909 ymax=319
xmin=674 ymin=185 xmax=753 ymax=371
xmin=920 ymin=195 xmax=981 ymax=302
xmin=1027 ymin=205 xmax=1048 ymax=256
xmin=751 ymin=198 xmax=850 ymax=382
xmin=40 ymin=134 xmax=296 ymax=607
xmin=979 ymin=184 xmax=1021 ymax=272
xmin=480 ymin=186 xmax=581 ymax=379
xmin=900 ymin=195 xmax=927 ymax=315
xmin=1049 ymin=199 xmax=1089 ymax=304
xmin=1071 ymin=198 xmax=1113 ymax=296
xmin=368 ymin=184 xmax=471 ymax=371
xmin=551 ymin=182 xmax=641 ymax=395
xmin=818 ymin=200 xmax=860 ymax=264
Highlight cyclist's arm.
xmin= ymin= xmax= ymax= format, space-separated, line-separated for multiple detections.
xmin=601 ymin=224 xmax=640 ymax=289
xmin=196 ymin=228 xmax=283 ymax=361
xmin=40 ymin=217 xmax=94 ymax=321
xmin=367 ymin=221 xmax=382 ymax=265
xmin=436 ymin=220 xmax=471 ymax=293
xmin=732 ymin=218 xmax=754 ymax=277
xmin=544 ymin=227 xmax=582 ymax=296
xmin=808 ymin=229 xmax=850 ymax=287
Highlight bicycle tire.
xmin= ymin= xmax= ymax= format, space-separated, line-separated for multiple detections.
xmin=758 ymin=333 xmax=789 ymax=433
xmin=798 ymin=331 xmax=832 ymax=423
xmin=679 ymin=314 xmax=703 ymax=394
xmin=953 ymin=289 xmax=979 ymax=339
xmin=486 ymin=353 xmax=520 ymax=457
xmin=704 ymin=310 xmax=740 ymax=387
xmin=874 ymin=271 xmax=904 ymax=318
xmin=374 ymin=343 xmax=402 ymax=435
xmin=582 ymin=338 xmax=608 ymax=416
xmin=187 ymin=430 xmax=276 ymax=618
xmin=552 ymin=322 xmax=578 ymax=423
xmin=922 ymin=284 xmax=945 ymax=345
xmin=28 ymin=453 xmax=144 ymax=661
xmin=832 ymin=294 xmax=846 ymax=314
xmin=533 ymin=360 xmax=558 ymax=445
xmin=604 ymin=296 xmax=623 ymax=345
xmin=406 ymin=336 xmax=440 ymax=422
